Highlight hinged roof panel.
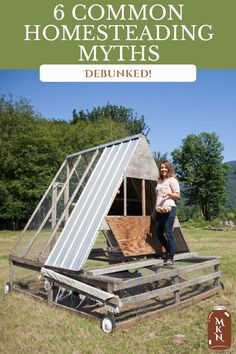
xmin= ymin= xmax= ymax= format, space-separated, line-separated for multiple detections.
xmin=46 ymin=135 xmax=142 ymax=270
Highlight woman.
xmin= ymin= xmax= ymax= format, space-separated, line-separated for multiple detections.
xmin=154 ymin=160 xmax=180 ymax=266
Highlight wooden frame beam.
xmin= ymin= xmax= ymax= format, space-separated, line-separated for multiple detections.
xmin=142 ymin=179 xmax=146 ymax=216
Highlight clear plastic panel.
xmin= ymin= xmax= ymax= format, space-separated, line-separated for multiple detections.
xmin=11 ymin=150 xmax=101 ymax=261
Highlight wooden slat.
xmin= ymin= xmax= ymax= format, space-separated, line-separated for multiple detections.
xmin=123 ymin=176 xmax=127 ymax=216
xmin=82 ymin=257 xmax=219 ymax=292
xmin=13 ymin=283 xmax=221 ymax=331
xmin=41 ymin=268 xmax=121 ymax=307
xmin=84 ymin=252 xmax=197 ymax=276
xmin=141 ymin=180 xmax=146 ymax=216
xmin=85 ymin=258 xmax=163 ymax=276
xmin=121 ymin=271 xmax=221 ymax=305
xmin=10 ymin=255 xmax=44 ymax=270
xmin=117 ymin=287 xmax=222 ymax=331
xmin=185 ymin=255 xmax=220 ymax=261
xmin=113 ymin=258 xmax=220 ymax=291
xmin=172 ymin=252 xmax=198 ymax=260
xmin=27 ymin=281 xmax=45 ymax=290
xmin=78 ymin=274 xmax=123 ymax=291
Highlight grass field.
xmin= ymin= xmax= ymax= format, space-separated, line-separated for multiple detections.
xmin=0 ymin=228 xmax=235 ymax=354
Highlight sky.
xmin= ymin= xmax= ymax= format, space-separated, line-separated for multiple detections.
xmin=0 ymin=69 xmax=235 ymax=162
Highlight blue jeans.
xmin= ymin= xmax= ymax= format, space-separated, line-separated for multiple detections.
xmin=155 ymin=207 xmax=176 ymax=260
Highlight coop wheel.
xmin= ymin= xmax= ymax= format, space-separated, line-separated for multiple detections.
xmin=3 ymin=282 xmax=11 ymax=294
xmin=101 ymin=314 xmax=116 ymax=333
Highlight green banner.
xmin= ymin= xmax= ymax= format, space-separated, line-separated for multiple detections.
xmin=0 ymin=0 xmax=235 ymax=69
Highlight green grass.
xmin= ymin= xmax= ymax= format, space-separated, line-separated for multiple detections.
xmin=0 ymin=229 xmax=235 ymax=354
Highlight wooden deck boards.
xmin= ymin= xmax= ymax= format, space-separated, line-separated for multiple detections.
xmin=83 ymin=252 xmax=196 ymax=276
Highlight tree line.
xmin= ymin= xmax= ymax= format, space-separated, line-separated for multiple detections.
xmin=0 ymin=95 xmax=229 ymax=229
xmin=0 ymin=96 xmax=147 ymax=229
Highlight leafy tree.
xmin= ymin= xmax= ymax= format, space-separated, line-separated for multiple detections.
xmin=0 ymin=96 xmax=147 ymax=229
xmin=0 ymin=96 xmax=65 ymax=228
xmin=153 ymin=151 xmax=168 ymax=167
xmin=71 ymin=103 xmax=148 ymax=135
xmin=171 ymin=132 xmax=229 ymax=221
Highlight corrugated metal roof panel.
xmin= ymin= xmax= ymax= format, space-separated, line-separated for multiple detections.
xmin=45 ymin=137 xmax=139 ymax=271
xmin=66 ymin=133 xmax=142 ymax=159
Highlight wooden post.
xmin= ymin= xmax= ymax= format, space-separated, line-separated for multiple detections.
xmin=123 ymin=176 xmax=127 ymax=216
xmin=213 ymin=263 xmax=221 ymax=286
xmin=173 ymin=275 xmax=180 ymax=303
xmin=64 ymin=163 xmax=70 ymax=223
xmin=107 ymin=283 xmax=114 ymax=294
xmin=47 ymin=282 xmax=54 ymax=307
xmin=9 ymin=258 xmax=14 ymax=289
xmin=51 ymin=183 xmax=57 ymax=231
xmin=142 ymin=179 xmax=146 ymax=216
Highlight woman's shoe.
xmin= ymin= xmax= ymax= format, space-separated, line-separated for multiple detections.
xmin=163 ymin=259 xmax=173 ymax=266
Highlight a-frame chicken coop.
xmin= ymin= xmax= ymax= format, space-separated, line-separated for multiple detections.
xmin=5 ymin=134 xmax=222 ymax=332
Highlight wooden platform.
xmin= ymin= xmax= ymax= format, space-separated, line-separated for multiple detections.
xmin=8 ymin=252 xmax=222 ymax=331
